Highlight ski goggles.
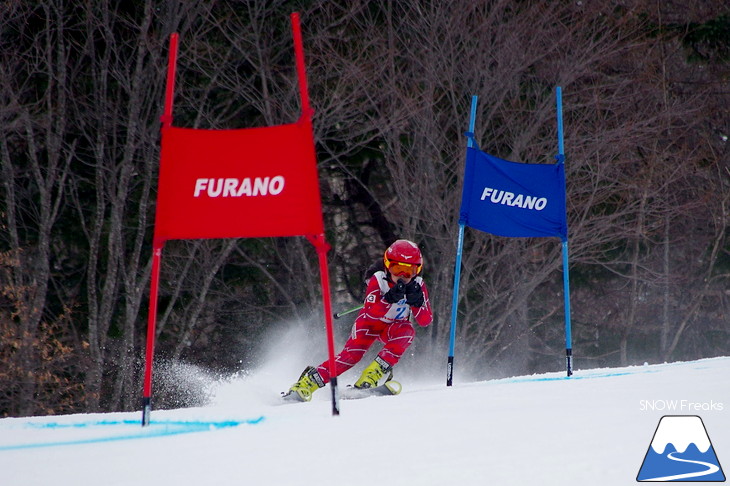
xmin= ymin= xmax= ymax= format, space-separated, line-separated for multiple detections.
xmin=385 ymin=260 xmax=421 ymax=278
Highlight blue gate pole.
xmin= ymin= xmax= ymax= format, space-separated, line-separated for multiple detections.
xmin=446 ymin=224 xmax=464 ymax=386
xmin=447 ymin=94 xmax=478 ymax=386
xmin=556 ymin=86 xmax=573 ymax=377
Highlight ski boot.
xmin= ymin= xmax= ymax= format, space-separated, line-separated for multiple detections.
xmin=354 ymin=356 xmax=392 ymax=389
xmin=283 ymin=366 xmax=324 ymax=402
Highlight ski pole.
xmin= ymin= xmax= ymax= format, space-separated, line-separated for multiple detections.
xmin=333 ymin=305 xmax=364 ymax=319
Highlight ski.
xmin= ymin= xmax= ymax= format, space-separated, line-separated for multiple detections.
xmin=280 ymin=390 xmax=308 ymax=403
xmin=340 ymin=380 xmax=402 ymax=400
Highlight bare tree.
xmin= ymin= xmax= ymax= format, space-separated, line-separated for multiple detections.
xmin=0 ymin=0 xmax=75 ymax=415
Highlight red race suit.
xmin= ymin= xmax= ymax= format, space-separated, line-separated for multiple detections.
xmin=316 ymin=270 xmax=433 ymax=383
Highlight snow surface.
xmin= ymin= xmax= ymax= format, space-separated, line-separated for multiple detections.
xmin=1 ymin=356 xmax=728 ymax=486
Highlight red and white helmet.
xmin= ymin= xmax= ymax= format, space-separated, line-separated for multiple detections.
xmin=383 ymin=239 xmax=423 ymax=278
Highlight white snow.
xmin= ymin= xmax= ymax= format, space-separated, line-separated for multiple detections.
xmin=1 ymin=356 xmax=728 ymax=486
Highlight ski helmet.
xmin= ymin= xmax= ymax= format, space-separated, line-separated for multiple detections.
xmin=383 ymin=239 xmax=423 ymax=278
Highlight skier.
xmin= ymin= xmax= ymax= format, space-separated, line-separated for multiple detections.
xmin=284 ymin=239 xmax=433 ymax=401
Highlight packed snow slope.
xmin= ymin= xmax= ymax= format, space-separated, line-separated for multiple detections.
xmin=1 ymin=356 xmax=728 ymax=486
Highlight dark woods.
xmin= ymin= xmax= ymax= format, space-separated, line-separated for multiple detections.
xmin=1 ymin=1 xmax=728 ymax=416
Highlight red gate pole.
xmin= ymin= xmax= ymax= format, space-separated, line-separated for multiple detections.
xmin=293 ymin=13 xmax=340 ymax=416
xmin=291 ymin=13 xmax=312 ymax=120
xmin=142 ymin=243 xmax=163 ymax=426
xmin=142 ymin=32 xmax=178 ymax=426
xmin=307 ymin=235 xmax=340 ymax=416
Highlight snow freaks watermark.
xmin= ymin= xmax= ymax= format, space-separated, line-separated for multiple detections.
xmin=639 ymin=400 xmax=724 ymax=412
xmin=637 ymin=415 xmax=726 ymax=482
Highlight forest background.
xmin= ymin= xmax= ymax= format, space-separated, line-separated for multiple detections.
xmin=1 ymin=0 xmax=728 ymax=417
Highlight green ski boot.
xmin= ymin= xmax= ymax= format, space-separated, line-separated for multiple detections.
xmin=354 ymin=357 xmax=392 ymax=389
xmin=283 ymin=366 xmax=324 ymax=402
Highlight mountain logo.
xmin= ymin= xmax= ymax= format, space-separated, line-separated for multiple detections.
xmin=637 ymin=415 xmax=725 ymax=482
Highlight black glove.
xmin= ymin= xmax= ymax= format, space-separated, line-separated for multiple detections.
xmin=383 ymin=279 xmax=407 ymax=304
xmin=405 ymin=280 xmax=425 ymax=307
